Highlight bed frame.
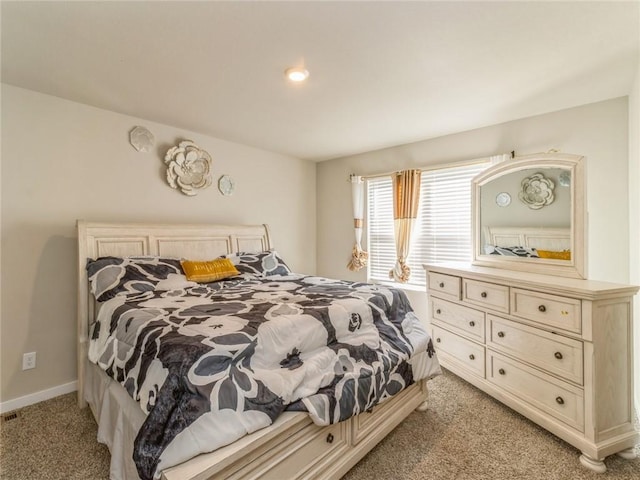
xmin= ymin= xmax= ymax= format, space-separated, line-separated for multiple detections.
xmin=77 ymin=221 xmax=429 ymax=480
xmin=476 ymin=225 xmax=580 ymax=278
xmin=483 ymin=226 xmax=571 ymax=251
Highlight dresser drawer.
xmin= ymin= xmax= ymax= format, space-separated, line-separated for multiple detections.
xmin=428 ymin=272 xmax=461 ymax=300
xmin=431 ymin=297 xmax=485 ymax=342
xmin=432 ymin=325 xmax=485 ymax=378
xmin=487 ymin=315 xmax=583 ymax=385
xmin=511 ymin=288 xmax=581 ymax=334
xmin=487 ymin=352 xmax=584 ymax=431
xmin=463 ymin=279 xmax=509 ymax=313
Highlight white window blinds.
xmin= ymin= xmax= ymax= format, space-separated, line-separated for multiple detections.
xmin=366 ymin=160 xmax=490 ymax=287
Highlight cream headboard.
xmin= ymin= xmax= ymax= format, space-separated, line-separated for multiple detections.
xmin=483 ymin=226 xmax=571 ymax=251
xmin=76 ymin=221 xmax=272 ymax=407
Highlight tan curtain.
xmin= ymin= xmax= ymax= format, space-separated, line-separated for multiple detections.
xmin=347 ymin=175 xmax=368 ymax=271
xmin=389 ymin=169 xmax=421 ymax=283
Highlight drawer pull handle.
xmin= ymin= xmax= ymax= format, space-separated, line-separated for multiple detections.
xmin=436 ymin=338 xmax=441 ymax=343
xmin=555 ymin=396 xmax=565 ymax=405
xmin=436 ymin=309 xmax=442 ymax=314
xmin=326 ymin=433 xmax=334 ymax=444
xmin=554 ymin=352 xmax=563 ymax=360
xmin=538 ymin=305 xmax=547 ymax=312
xmin=469 ymin=354 xmax=475 ymax=360
xmin=497 ymin=331 xmax=505 ymax=338
xmin=469 ymin=321 xmax=475 ymax=327
xmin=481 ymin=292 xmax=487 ymax=298
xmin=439 ymin=282 xmax=445 ymax=288
xmin=498 ymin=368 xmax=506 ymax=375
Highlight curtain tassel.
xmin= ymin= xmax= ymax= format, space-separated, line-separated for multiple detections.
xmin=389 ymin=259 xmax=411 ymax=283
xmin=347 ymin=244 xmax=368 ymax=271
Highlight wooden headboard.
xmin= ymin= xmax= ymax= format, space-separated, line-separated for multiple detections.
xmin=483 ymin=226 xmax=570 ymax=252
xmin=76 ymin=221 xmax=272 ymax=407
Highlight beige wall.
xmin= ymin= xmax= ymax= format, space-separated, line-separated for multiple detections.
xmin=317 ymin=97 xmax=631 ymax=323
xmin=629 ymin=60 xmax=640 ymax=413
xmin=0 ymin=85 xmax=316 ymax=403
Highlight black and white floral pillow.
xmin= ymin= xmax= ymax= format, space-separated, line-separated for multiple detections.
xmin=86 ymin=256 xmax=192 ymax=301
xmin=222 ymin=250 xmax=291 ymax=277
xmin=484 ymin=245 xmax=539 ymax=257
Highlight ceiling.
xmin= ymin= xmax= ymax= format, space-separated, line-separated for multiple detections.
xmin=2 ymin=1 xmax=638 ymax=162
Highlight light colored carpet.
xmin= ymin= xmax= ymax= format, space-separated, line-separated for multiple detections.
xmin=1 ymin=370 xmax=639 ymax=479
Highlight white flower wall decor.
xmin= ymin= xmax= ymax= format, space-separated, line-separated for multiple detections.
xmin=164 ymin=140 xmax=213 ymax=196
xmin=519 ymin=172 xmax=555 ymax=209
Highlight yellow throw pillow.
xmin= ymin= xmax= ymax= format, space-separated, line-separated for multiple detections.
xmin=180 ymin=258 xmax=240 ymax=283
xmin=537 ymin=249 xmax=571 ymax=260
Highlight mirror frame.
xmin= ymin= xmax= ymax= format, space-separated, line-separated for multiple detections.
xmin=472 ymin=152 xmax=586 ymax=279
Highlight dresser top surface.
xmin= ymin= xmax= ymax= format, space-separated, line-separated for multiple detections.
xmin=424 ymin=262 xmax=638 ymax=298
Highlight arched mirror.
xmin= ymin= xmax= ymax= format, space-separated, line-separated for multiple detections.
xmin=472 ymin=152 xmax=585 ymax=278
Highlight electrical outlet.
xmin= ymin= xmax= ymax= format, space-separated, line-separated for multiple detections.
xmin=22 ymin=352 xmax=36 ymax=370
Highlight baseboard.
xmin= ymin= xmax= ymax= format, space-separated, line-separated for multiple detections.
xmin=0 ymin=380 xmax=77 ymax=414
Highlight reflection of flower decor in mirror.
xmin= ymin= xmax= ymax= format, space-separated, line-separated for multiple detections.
xmin=129 ymin=126 xmax=155 ymax=153
xmin=519 ymin=172 xmax=555 ymax=209
xmin=495 ymin=192 xmax=511 ymax=207
xmin=218 ymin=175 xmax=235 ymax=196
xmin=164 ymin=140 xmax=212 ymax=196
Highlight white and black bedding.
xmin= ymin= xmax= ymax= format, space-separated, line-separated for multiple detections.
xmin=86 ymin=253 xmax=441 ymax=480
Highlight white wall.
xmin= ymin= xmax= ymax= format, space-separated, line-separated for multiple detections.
xmin=317 ymin=97 xmax=631 ymax=323
xmin=629 ymin=60 xmax=640 ymax=414
xmin=0 ymin=85 xmax=316 ymax=404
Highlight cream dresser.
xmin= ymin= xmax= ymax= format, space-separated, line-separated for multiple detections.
xmin=425 ymin=263 xmax=638 ymax=472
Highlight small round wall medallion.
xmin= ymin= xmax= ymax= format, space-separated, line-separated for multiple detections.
xmin=496 ymin=192 xmax=511 ymax=207
xmin=218 ymin=175 xmax=235 ymax=196
xmin=129 ymin=126 xmax=155 ymax=153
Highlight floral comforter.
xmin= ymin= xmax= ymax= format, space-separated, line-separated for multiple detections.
xmin=89 ymin=272 xmax=441 ymax=479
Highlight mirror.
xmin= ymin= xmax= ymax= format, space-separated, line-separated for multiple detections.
xmin=472 ymin=153 xmax=585 ymax=278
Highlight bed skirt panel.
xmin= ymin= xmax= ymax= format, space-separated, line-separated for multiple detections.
xmin=85 ymin=360 xmax=145 ymax=480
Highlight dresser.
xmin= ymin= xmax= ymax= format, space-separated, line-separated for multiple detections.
xmin=425 ymin=263 xmax=638 ymax=472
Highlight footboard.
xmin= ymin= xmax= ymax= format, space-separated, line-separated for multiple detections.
xmin=162 ymin=379 xmax=428 ymax=480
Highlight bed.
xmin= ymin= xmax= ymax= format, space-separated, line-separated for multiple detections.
xmin=77 ymin=221 xmax=441 ymax=480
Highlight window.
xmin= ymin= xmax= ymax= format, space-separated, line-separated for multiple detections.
xmin=366 ymin=160 xmax=490 ymax=287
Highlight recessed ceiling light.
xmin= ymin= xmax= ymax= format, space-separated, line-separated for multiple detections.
xmin=285 ymin=67 xmax=309 ymax=83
